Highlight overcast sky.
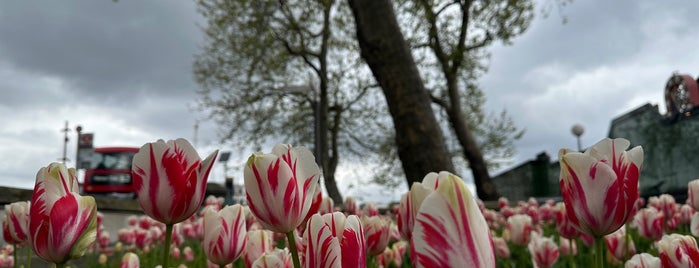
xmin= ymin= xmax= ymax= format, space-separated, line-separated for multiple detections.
xmin=1 ymin=1 xmax=697 ymax=204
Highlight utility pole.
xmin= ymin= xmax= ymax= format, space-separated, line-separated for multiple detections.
xmin=60 ymin=121 xmax=70 ymax=165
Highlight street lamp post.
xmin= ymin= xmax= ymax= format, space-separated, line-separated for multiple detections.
xmin=280 ymin=84 xmax=323 ymax=168
xmin=571 ymin=124 xmax=585 ymax=152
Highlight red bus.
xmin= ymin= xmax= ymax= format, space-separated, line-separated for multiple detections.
xmin=82 ymin=147 xmax=140 ymax=195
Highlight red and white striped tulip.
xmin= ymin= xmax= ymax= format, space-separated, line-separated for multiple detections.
xmin=554 ymin=202 xmax=579 ymax=239
xmin=304 ymin=212 xmax=365 ymax=267
xmin=120 ymin=252 xmax=140 ymax=268
xmin=252 ymin=248 xmax=292 ymax=268
xmin=244 ymin=230 xmax=275 ymax=267
xmin=657 ymin=234 xmax=699 ymax=267
xmin=203 ymin=204 xmax=247 ymax=266
xmin=559 ymin=237 xmax=577 ymax=256
xmin=362 ymin=216 xmax=390 ymax=256
xmin=689 ymin=179 xmax=699 ymax=211
xmin=302 ymin=214 xmax=342 ymax=268
xmin=633 ymin=207 xmax=664 ymax=242
xmin=29 ymin=163 xmax=97 ymax=264
xmin=244 ymin=144 xmax=320 ymax=233
xmin=605 ymin=225 xmax=635 ymax=262
xmin=679 ymin=204 xmax=694 ymax=226
xmin=412 ymin=171 xmax=495 ymax=267
xmin=131 ymin=138 xmax=218 ymax=224
xmin=507 ymin=214 xmax=533 ymax=246
xmin=559 ymin=138 xmax=643 ymax=237
xmin=396 ymin=172 xmax=444 ymax=240
xmin=528 ymin=234 xmax=560 ymax=268
xmin=690 ymin=212 xmax=699 ymax=237
xmin=319 ymin=197 xmax=334 ymax=215
xmin=343 ymin=196 xmax=359 ymax=216
xmin=3 ymin=201 xmax=30 ymax=246
xmin=625 ymin=253 xmax=661 ymax=268
xmin=493 ymin=236 xmax=510 ymax=259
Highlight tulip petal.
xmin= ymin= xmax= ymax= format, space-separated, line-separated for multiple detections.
xmin=412 ymin=173 xmax=495 ymax=267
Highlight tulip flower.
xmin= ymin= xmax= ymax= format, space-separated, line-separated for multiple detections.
xmin=302 ymin=214 xmax=342 ymax=268
xmin=29 ymin=163 xmax=97 ymax=266
xmin=633 ymin=207 xmax=664 ymax=241
xmin=412 ymin=171 xmax=495 ymax=267
xmin=245 ymin=144 xmax=321 ymax=268
xmin=343 ymin=196 xmax=360 ymax=216
xmin=244 ymin=144 xmax=320 ymax=233
xmin=304 ymin=212 xmax=365 ymax=267
xmin=625 ymin=253 xmax=660 ymax=268
xmin=559 ymin=237 xmax=577 ymax=257
xmin=244 ymin=230 xmax=275 ymax=267
xmin=131 ymin=138 xmax=218 ymax=225
xmin=605 ymin=225 xmax=635 ymax=262
xmin=396 ymin=172 xmax=444 ymax=240
xmin=554 ymin=202 xmax=579 ymax=239
xmin=132 ymin=138 xmax=217 ymax=268
xmin=689 ymin=180 xmax=699 ymax=211
xmin=203 ymin=204 xmax=247 ymax=266
xmin=252 ymin=248 xmax=292 ymax=268
xmin=656 ymin=234 xmax=699 ymax=267
xmin=362 ymin=216 xmax=391 ymax=256
xmin=319 ymin=197 xmax=334 ymax=215
xmin=507 ymin=214 xmax=533 ymax=246
xmin=3 ymin=201 xmax=30 ymax=247
xmin=493 ymin=236 xmax=510 ymax=259
xmin=121 ymin=252 xmax=140 ymax=268
xmin=528 ymin=234 xmax=560 ymax=268
xmin=559 ymin=138 xmax=643 ymax=237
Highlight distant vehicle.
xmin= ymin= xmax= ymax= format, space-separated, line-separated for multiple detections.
xmin=82 ymin=147 xmax=139 ymax=196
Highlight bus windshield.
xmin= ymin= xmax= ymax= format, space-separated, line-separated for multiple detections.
xmin=90 ymin=151 xmax=134 ymax=170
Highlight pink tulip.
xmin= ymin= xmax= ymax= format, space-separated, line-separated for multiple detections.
xmin=2 ymin=201 xmax=30 ymax=246
xmin=252 ymin=248 xmax=293 ymax=268
xmin=559 ymin=138 xmax=643 ymax=237
xmin=203 ymin=204 xmax=247 ymax=266
xmin=689 ymin=180 xmax=699 ymax=211
xmin=244 ymin=144 xmax=320 ymax=233
xmin=120 ymin=252 xmax=140 ymax=268
xmin=412 ymin=171 xmax=495 ymax=267
xmin=244 ymin=230 xmax=275 ymax=267
xmin=507 ymin=214 xmax=533 ymax=246
xmin=528 ymin=234 xmax=560 ymax=268
xmin=131 ymin=138 xmax=218 ymax=225
xmin=657 ymin=234 xmax=699 ymax=267
xmin=363 ymin=203 xmax=379 ymax=217
xmin=378 ymin=246 xmax=402 ymax=268
xmin=679 ymin=204 xmax=694 ymax=226
xmin=625 ymin=253 xmax=661 ymax=268
xmin=29 ymin=163 xmax=97 ymax=264
xmin=633 ymin=207 xmax=664 ymax=241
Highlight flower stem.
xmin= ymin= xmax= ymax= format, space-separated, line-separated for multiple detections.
xmin=595 ymin=236 xmax=606 ymax=268
xmin=286 ymin=231 xmax=302 ymax=268
xmin=26 ymin=246 xmax=32 ymax=268
xmin=54 ymin=263 xmax=66 ymax=268
xmin=164 ymin=223 xmax=173 ymax=268
xmin=567 ymin=239 xmax=576 ymax=268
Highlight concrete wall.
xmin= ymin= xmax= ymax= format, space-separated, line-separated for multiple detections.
xmin=493 ymin=102 xmax=699 ymax=202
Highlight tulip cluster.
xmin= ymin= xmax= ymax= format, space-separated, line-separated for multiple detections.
xmin=16 ymin=135 xmax=699 ymax=268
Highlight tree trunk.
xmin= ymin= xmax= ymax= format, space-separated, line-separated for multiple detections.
xmin=348 ymin=0 xmax=456 ymax=188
